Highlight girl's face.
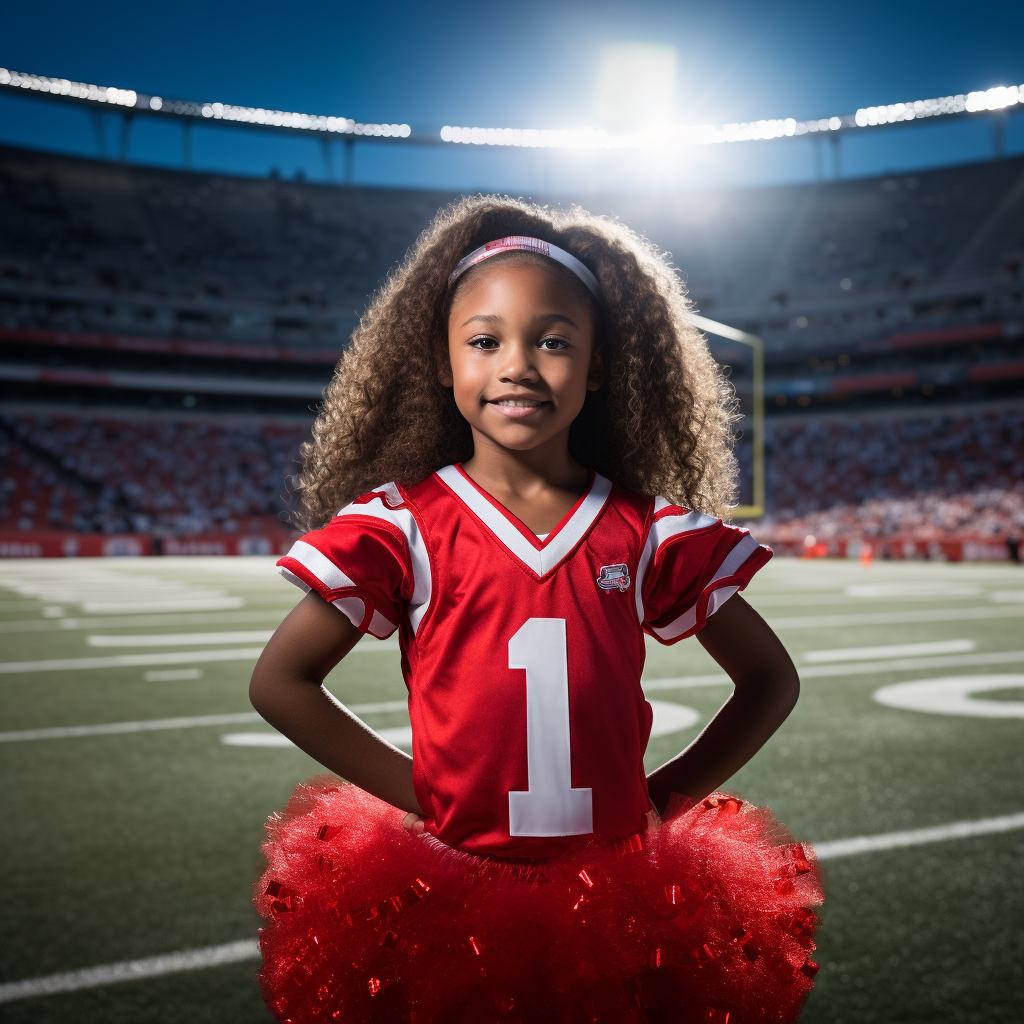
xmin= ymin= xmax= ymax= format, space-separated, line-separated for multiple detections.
xmin=445 ymin=259 xmax=602 ymax=455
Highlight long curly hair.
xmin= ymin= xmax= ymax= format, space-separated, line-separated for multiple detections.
xmin=294 ymin=195 xmax=738 ymax=529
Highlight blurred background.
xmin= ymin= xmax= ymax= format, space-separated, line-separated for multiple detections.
xmin=1 ymin=3 xmax=1022 ymax=1022
xmin=0 ymin=0 xmax=1022 ymax=555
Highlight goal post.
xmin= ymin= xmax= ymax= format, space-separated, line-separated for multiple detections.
xmin=689 ymin=313 xmax=765 ymax=519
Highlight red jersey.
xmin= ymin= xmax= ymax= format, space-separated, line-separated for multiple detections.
xmin=277 ymin=465 xmax=770 ymax=857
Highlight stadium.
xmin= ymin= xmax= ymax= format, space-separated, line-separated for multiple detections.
xmin=1 ymin=10 xmax=1023 ymax=1024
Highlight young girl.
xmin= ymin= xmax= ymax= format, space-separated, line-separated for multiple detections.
xmin=249 ymin=198 xmax=822 ymax=1024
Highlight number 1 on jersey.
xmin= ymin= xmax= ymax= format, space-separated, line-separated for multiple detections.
xmin=508 ymin=618 xmax=594 ymax=837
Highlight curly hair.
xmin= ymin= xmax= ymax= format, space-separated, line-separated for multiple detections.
xmin=293 ymin=195 xmax=738 ymax=529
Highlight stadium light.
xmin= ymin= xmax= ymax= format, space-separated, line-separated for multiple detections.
xmin=3 ymin=66 xmax=1020 ymax=153
xmin=0 ymin=68 xmax=137 ymax=108
xmin=441 ymin=84 xmax=1024 ymax=150
xmin=0 ymin=68 xmax=412 ymax=140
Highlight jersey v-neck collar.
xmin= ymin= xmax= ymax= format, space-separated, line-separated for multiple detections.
xmin=435 ymin=464 xmax=612 ymax=578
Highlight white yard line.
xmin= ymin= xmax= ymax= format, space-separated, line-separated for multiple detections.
xmin=801 ymin=649 xmax=1024 ymax=677
xmin=767 ymin=604 xmax=1024 ymax=629
xmin=642 ymin=674 xmax=730 ymax=689
xmin=0 ymin=611 xmax=290 ymax=634
xmin=2 ymin=811 xmax=1021 ymax=1004
xmin=0 ymin=701 xmax=408 ymax=743
xmin=814 ymin=811 xmax=1024 ymax=859
xmin=0 ymin=939 xmax=261 ymax=1004
xmin=87 ymin=631 xmax=276 ymax=647
xmin=802 ymin=639 xmax=975 ymax=663
xmin=0 ymin=647 xmax=268 ymax=674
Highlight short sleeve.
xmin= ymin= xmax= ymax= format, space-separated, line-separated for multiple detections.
xmin=638 ymin=499 xmax=772 ymax=644
xmin=276 ymin=483 xmax=426 ymax=639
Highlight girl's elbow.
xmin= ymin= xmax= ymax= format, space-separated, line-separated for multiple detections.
xmin=783 ymin=664 xmax=801 ymax=713
xmin=249 ymin=666 xmax=274 ymax=716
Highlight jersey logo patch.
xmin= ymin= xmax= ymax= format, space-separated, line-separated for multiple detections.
xmin=596 ymin=563 xmax=631 ymax=592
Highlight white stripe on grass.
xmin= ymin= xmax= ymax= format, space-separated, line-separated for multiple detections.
xmin=143 ymin=669 xmax=204 ymax=682
xmin=86 ymin=631 xmax=397 ymax=650
xmin=801 ymin=649 xmax=1024 ymax=677
xmin=814 ymin=811 xmax=1024 ymax=859
xmin=0 ymin=701 xmax=408 ymax=743
xmin=87 ymin=631 xmax=276 ymax=647
xmin=2 ymin=811 xmax=1022 ymax=1004
xmin=223 ymin=725 xmax=414 ymax=748
xmin=0 ymin=640 xmax=396 ymax=674
xmin=767 ymin=604 xmax=1024 ymax=630
xmin=802 ymin=639 xmax=975 ymax=663
xmin=0 ymin=611 xmax=292 ymax=634
xmin=0 ymin=939 xmax=260 ymax=1004
xmin=0 ymin=647 xmax=268 ymax=674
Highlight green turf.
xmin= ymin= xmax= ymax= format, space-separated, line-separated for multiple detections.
xmin=1 ymin=555 xmax=1022 ymax=1022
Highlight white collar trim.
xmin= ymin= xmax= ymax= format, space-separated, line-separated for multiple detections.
xmin=435 ymin=465 xmax=612 ymax=577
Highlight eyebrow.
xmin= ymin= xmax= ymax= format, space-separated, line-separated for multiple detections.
xmin=460 ymin=312 xmax=580 ymax=329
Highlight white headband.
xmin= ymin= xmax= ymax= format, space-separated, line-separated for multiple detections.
xmin=448 ymin=235 xmax=600 ymax=299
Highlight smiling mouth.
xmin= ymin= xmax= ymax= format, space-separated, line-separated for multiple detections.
xmin=487 ymin=397 xmax=550 ymax=417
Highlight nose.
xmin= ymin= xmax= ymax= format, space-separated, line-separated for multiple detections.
xmin=498 ymin=339 xmax=540 ymax=385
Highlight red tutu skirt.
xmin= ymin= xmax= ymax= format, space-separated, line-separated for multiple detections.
xmin=255 ymin=778 xmax=823 ymax=1024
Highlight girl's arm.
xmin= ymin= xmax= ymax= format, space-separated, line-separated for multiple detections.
xmin=646 ymin=594 xmax=799 ymax=813
xmin=249 ymin=590 xmax=426 ymax=817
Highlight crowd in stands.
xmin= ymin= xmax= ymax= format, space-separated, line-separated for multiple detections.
xmin=0 ymin=417 xmax=308 ymax=536
xmin=3 ymin=407 xmax=1023 ymax=543
xmin=761 ymin=408 xmax=1024 ymax=540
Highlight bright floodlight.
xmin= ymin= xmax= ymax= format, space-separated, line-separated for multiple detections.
xmin=593 ymin=43 xmax=677 ymax=127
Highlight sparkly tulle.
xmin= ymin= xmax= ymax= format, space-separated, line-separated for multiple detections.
xmin=255 ymin=778 xmax=823 ymax=1024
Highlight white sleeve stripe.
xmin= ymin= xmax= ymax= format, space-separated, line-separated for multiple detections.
xmin=283 ymin=540 xmax=357 ymax=592
xmin=634 ymin=507 xmax=722 ymax=622
xmin=367 ymin=608 xmax=397 ymax=638
xmin=277 ymin=565 xmax=311 ymax=593
xmin=331 ymin=595 xmax=367 ymax=630
xmin=650 ymin=534 xmax=761 ymax=641
xmin=336 ymin=490 xmax=432 ymax=636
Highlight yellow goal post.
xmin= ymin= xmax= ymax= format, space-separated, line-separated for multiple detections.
xmin=689 ymin=313 xmax=765 ymax=519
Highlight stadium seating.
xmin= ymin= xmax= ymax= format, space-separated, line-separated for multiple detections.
xmin=760 ymin=408 xmax=1024 ymax=547
xmin=0 ymin=143 xmax=1022 ymax=549
xmin=0 ymin=415 xmax=306 ymax=535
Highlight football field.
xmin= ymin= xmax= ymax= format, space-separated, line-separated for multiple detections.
xmin=0 ymin=554 xmax=1022 ymax=1023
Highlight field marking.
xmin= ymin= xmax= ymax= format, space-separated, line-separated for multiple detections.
xmin=0 ymin=639 xmax=390 ymax=673
xmin=0 ymin=939 xmax=260 ymax=1004
xmin=801 ymin=649 xmax=1024 ymax=677
xmin=844 ymin=583 xmax=981 ymax=599
xmin=223 ymin=725 xmax=414 ymax=748
xmin=87 ymin=631 xmax=276 ymax=647
xmin=767 ymin=604 xmax=1024 ymax=630
xmin=144 ymin=669 xmax=204 ymax=682
xmin=82 ymin=598 xmax=246 ymax=613
xmin=3 ymin=811 xmax=1022 ymax=1004
xmin=0 ymin=701 xmax=407 ymax=744
xmin=0 ymin=611 xmax=291 ymax=634
xmin=220 ymin=699 xmax=703 ymax=751
xmin=0 ymin=713 xmax=264 ymax=743
xmin=814 ymin=811 xmax=1024 ymax=859
xmin=0 ymin=647 xmax=267 ymax=674
xmin=802 ymin=639 xmax=975 ymax=663
xmin=873 ymin=675 xmax=1024 ymax=718
xmin=642 ymin=674 xmax=730 ymax=689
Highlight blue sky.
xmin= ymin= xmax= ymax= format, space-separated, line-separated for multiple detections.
xmin=1 ymin=0 xmax=1022 ymax=193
